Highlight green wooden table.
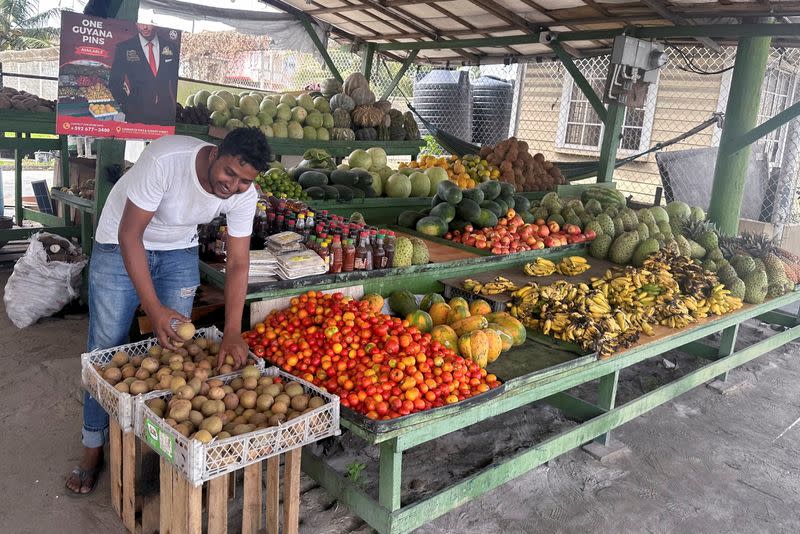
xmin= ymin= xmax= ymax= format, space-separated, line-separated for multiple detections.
xmin=298 ymin=289 xmax=800 ymax=533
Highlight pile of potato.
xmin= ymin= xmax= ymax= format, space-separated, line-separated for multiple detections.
xmin=0 ymin=87 xmax=55 ymax=112
xmin=99 ymin=324 xmax=238 ymax=395
xmin=146 ymin=365 xmax=326 ymax=443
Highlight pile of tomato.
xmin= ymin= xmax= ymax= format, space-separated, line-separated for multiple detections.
xmin=244 ymin=291 xmax=501 ymax=419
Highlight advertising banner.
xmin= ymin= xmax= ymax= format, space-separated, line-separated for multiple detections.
xmin=56 ymin=12 xmax=182 ymax=140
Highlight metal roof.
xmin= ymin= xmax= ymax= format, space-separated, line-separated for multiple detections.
xmin=260 ymin=0 xmax=800 ymax=64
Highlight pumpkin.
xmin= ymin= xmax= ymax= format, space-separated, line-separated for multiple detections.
xmin=355 ymin=128 xmax=377 ymax=141
xmin=330 ymin=127 xmax=356 ymax=141
xmin=484 ymin=329 xmax=503 ymax=363
xmin=469 ymin=299 xmax=492 ymax=316
xmin=343 ymin=72 xmax=369 ymax=95
xmin=484 ymin=313 xmax=526 ymax=346
xmin=450 ymin=315 xmax=488 ymax=337
xmin=374 ymin=100 xmax=392 ymax=114
xmin=429 ymin=302 xmax=451 ymax=326
xmin=406 ymin=310 xmax=433 ymax=333
xmin=349 ymin=85 xmax=376 ymax=106
xmin=431 ymin=325 xmax=459 ymax=354
xmin=404 ymin=111 xmax=420 ymax=140
xmin=352 ymin=105 xmax=385 ymax=128
xmin=321 ymin=77 xmax=342 ymax=96
xmin=332 ymin=107 xmax=351 ymax=128
xmin=329 ymin=93 xmax=355 ymax=113
xmin=458 ymin=330 xmax=490 ymax=367
xmin=377 ymin=124 xmax=390 ymax=142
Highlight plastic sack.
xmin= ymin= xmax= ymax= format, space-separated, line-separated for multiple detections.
xmin=4 ymin=232 xmax=87 ymax=328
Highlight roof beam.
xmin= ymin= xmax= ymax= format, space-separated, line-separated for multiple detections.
xmin=638 ymin=0 xmax=720 ymax=50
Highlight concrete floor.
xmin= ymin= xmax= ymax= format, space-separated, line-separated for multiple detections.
xmin=2 ymin=266 xmax=800 ymax=534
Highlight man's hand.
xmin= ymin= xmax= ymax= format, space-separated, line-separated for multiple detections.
xmin=147 ymin=304 xmax=190 ymax=350
xmin=217 ymin=335 xmax=249 ymax=370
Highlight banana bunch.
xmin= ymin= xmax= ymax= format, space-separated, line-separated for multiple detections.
xmin=524 ymin=258 xmax=557 ymax=277
xmin=462 ymin=276 xmax=518 ymax=296
xmin=558 ymin=256 xmax=591 ymax=276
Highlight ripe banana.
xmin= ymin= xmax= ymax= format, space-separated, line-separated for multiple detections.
xmin=524 ymin=258 xmax=557 ymax=277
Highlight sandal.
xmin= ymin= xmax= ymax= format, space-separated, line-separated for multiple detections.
xmin=65 ymin=460 xmax=104 ymax=496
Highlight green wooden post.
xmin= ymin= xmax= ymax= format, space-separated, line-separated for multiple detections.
xmin=597 ymin=102 xmax=624 ymax=183
xmin=93 ymin=139 xmax=125 ymax=227
xmin=551 ymin=43 xmax=606 ymax=122
xmin=362 ymin=43 xmax=375 ymax=82
xmin=594 ymin=370 xmax=619 ymax=446
xmin=298 ymin=14 xmax=343 ymax=83
xmin=707 ymin=32 xmax=772 ymax=235
xmin=379 ymin=50 xmax=418 ymax=101
xmin=60 ymin=136 xmax=71 ymax=226
xmin=378 ymin=439 xmax=402 ymax=511
xmin=715 ymin=324 xmax=739 ymax=382
xmin=14 ymin=142 xmax=22 ymax=226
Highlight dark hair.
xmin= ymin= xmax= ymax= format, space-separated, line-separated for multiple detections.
xmin=218 ymin=127 xmax=271 ymax=172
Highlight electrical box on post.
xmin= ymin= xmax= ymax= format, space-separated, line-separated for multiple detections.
xmin=604 ymin=35 xmax=666 ymax=108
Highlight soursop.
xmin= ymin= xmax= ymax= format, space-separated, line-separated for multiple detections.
xmin=674 ymin=235 xmax=692 ymax=257
xmin=393 ymin=236 xmax=413 ymax=268
xmin=595 ymin=213 xmax=615 ymax=236
xmin=631 ymin=238 xmax=660 ymax=267
xmin=410 ymin=237 xmax=429 ymax=266
xmin=649 ymin=205 xmax=669 ymax=224
xmin=608 ymin=232 xmax=640 ymax=265
xmin=635 ymin=223 xmax=650 ymax=241
xmin=637 ymin=209 xmax=657 ymax=228
xmin=707 ymin=247 xmax=725 ymax=263
xmin=743 ymin=269 xmax=768 ymax=304
xmin=726 ymin=276 xmax=746 ymax=299
xmin=730 ymin=254 xmax=756 ymax=278
xmin=589 ymin=234 xmax=613 ymax=260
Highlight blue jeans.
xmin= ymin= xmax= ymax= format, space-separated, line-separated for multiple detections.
xmin=83 ymin=242 xmax=199 ymax=447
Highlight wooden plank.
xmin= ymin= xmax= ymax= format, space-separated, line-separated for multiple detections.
xmin=186 ymin=481 xmax=203 ymax=534
xmin=242 ymin=462 xmax=263 ymax=534
xmin=284 ymin=448 xmax=302 ymax=534
xmin=208 ymin=474 xmax=229 ymax=534
xmin=378 ymin=440 xmax=402 ymax=512
xmin=109 ymin=420 xmax=122 ymax=517
xmin=159 ymin=458 xmax=173 ymax=534
xmin=171 ymin=470 xmax=188 ymax=534
xmin=122 ymin=431 xmax=136 ymax=532
xmin=265 ymin=456 xmax=281 ymax=534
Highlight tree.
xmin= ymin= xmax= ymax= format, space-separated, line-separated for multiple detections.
xmin=0 ymin=0 xmax=60 ymax=51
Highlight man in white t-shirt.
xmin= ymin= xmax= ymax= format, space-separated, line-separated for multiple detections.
xmin=66 ymin=127 xmax=270 ymax=495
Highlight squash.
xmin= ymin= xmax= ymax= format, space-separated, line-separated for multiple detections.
xmin=329 ymin=93 xmax=355 ymax=113
xmin=330 ymin=128 xmax=355 ymax=141
xmin=377 ymin=124 xmax=390 ymax=142
xmin=404 ymin=111 xmax=420 ymax=140
xmin=431 ymin=325 xmax=459 ymax=354
xmin=352 ymin=105 xmax=384 ymax=128
xmin=458 ymin=330 xmax=490 ymax=367
xmin=332 ymin=108 xmax=351 ymax=128
xmin=355 ymin=128 xmax=377 ymax=141
xmin=321 ymin=77 xmax=342 ymax=96
xmin=389 ymin=109 xmax=406 ymax=141
xmin=483 ymin=329 xmax=503 ymax=363
xmin=349 ymin=85 xmax=376 ymax=106
xmin=374 ymin=100 xmax=392 ymax=114
xmin=343 ymin=72 xmax=369 ymax=95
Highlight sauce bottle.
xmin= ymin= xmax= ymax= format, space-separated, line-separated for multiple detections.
xmin=343 ymin=239 xmax=356 ymax=272
xmin=373 ymin=233 xmax=387 ymax=269
xmin=354 ymin=231 xmax=371 ymax=271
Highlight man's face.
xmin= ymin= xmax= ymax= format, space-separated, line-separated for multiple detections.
xmin=137 ymin=24 xmax=155 ymax=40
xmin=207 ymin=152 xmax=258 ymax=199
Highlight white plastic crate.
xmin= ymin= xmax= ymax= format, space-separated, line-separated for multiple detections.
xmin=81 ymin=326 xmax=264 ymax=431
xmin=135 ymin=366 xmax=340 ymax=486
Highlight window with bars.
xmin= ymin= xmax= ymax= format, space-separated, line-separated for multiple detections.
xmin=758 ymin=65 xmax=797 ymax=165
xmin=555 ymin=60 xmax=658 ymax=153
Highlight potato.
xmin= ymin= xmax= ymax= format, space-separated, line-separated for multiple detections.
xmin=207 ymin=378 xmax=224 ymax=389
xmin=193 ymin=368 xmax=209 ymax=383
xmin=256 ymin=394 xmax=274 ymax=412
xmin=268 ymin=414 xmax=286 ymax=426
xmin=175 ymin=423 xmax=192 ymax=437
xmin=145 ymin=378 xmax=158 ymax=390
xmin=131 ymin=355 xmax=144 ymax=367
xmin=241 ymin=365 xmax=260 ymax=380
xmin=201 ymin=400 xmax=220 ymax=417
xmin=175 ymin=385 xmax=195 ymax=400
xmin=176 ymin=322 xmax=196 ymax=341
xmin=308 ymin=396 xmax=325 ymax=410
xmin=103 ymin=367 xmax=122 ymax=384
xmin=258 ymin=376 xmax=274 ymax=387
xmin=147 ymin=398 xmax=166 ymax=413
xmin=193 ymin=429 xmax=213 ymax=443
xmin=271 ymin=401 xmax=288 ymax=415
xmin=285 ymin=383 xmax=304 ymax=397
xmin=263 ymin=384 xmax=282 ymax=398
xmin=290 ymin=394 xmax=309 ymax=411
xmin=200 ymin=415 xmax=223 ymax=435
xmin=274 ymin=394 xmax=290 ymax=406
xmin=121 ymin=364 xmax=136 ymax=379
xmin=216 ymin=431 xmax=231 ymax=440
xmin=232 ymin=415 xmax=248 ymax=425
xmin=188 ymin=377 xmax=202 ymax=395
xmin=230 ymin=378 xmax=244 ymax=391
xmin=223 ymin=393 xmax=239 ymax=411
xmin=248 ymin=413 xmax=268 ymax=426
xmin=195 ymin=338 xmax=209 ymax=349
xmin=219 ymin=364 xmax=233 ymax=374
xmin=135 ymin=368 xmax=150 ymax=380
xmin=114 ymin=382 xmax=130 ymax=393
xmin=168 ymin=399 xmax=192 ymax=422
xmin=191 ymin=395 xmax=208 ymax=411
xmin=208 ymin=386 xmax=226 ymax=401
xmin=170 ymin=376 xmax=186 ymax=393
xmin=129 ymin=380 xmax=149 ymax=395
xmin=240 ymin=391 xmax=257 ymax=409
xmin=111 ymin=351 xmax=129 ymax=366
xmin=147 ymin=345 xmax=162 ymax=357
xmin=243 ymin=377 xmax=258 ymax=390
xmin=189 ymin=410 xmax=204 ymax=428
xmin=232 ymin=424 xmax=254 ymax=436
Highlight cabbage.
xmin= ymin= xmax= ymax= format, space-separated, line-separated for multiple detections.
xmin=348 ymin=149 xmax=372 ymax=169
xmin=366 ymin=147 xmax=387 ymax=169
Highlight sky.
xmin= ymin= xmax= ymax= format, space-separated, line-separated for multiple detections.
xmin=36 ymin=0 xmax=279 ymax=33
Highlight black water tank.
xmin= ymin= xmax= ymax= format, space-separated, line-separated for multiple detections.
xmin=413 ymin=70 xmax=472 ymax=142
xmin=472 ymin=76 xmax=514 ymax=145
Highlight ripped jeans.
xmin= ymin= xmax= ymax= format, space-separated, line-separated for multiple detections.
xmin=82 ymin=242 xmax=199 ymax=447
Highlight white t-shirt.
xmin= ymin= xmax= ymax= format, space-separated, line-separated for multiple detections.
xmin=95 ymin=136 xmax=257 ymax=250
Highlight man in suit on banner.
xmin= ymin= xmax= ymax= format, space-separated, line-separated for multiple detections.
xmin=109 ymin=24 xmax=180 ymax=126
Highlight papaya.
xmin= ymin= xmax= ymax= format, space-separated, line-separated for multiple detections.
xmin=431 ymin=325 xmax=459 ymax=354
xmin=419 ymin=293 xmax=445 ymax=312
xmin=405 ymin=310 xmax=433 ymax=333
xmin=450 ymin=315 xmax=488 ymax=337
xmin=446 ymin=306 xmax=470 ymax=325
xmin=458 ymin=330 xmax=489 ymax=367
xmin=488 ymin=323 xmax=514 ymax=351
xmin=429 ymin=302 xmax=451 ymax=326
xmin=483 ymin=328 xmax=503 ymax=363
xmin=361 ymin=293 xmax=384 ymax=313
xmin=388 ymin=289 xmax=418 ymax=317
xmin=484 ymin=313 xmax=526 ymax=346
xmin=448 ymin=296 xmax=470 ymax=311
xmin=469 ymin=299 xmax=492 ymax=316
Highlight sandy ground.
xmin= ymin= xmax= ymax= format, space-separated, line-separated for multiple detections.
xmin=2 ymin=265 xmax=800 ymax=534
